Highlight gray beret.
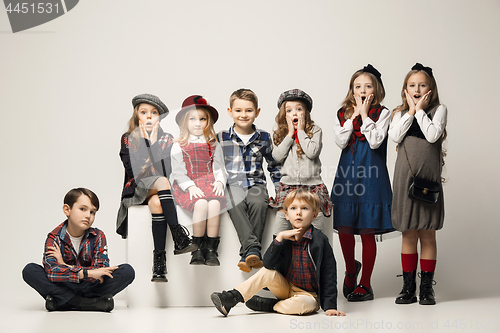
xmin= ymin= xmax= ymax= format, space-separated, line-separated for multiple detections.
xmin=277 ymin=89 xmax=313 ymax=111
xmin=132 ymin=94 xmax=169 ymax=117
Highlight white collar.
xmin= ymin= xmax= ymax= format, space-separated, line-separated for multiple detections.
xmin=189 ymin=134 xmax=207 ymax=143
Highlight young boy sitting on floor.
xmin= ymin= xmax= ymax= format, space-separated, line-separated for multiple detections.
xmin=211 ymin=188 xmax=345 ymax=316
xmin=23 ymin=188 xmax=135 ymax=312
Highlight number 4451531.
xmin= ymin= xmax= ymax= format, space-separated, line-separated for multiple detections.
xmin=6 ymin=2 xmax=60 ymax=14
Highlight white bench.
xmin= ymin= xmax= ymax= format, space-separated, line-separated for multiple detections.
xmin=125 ymin=205 xmax=334 ymax=307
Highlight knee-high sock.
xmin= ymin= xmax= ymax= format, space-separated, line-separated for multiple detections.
xmin=338 ymin=232 xmax=356 ymax=288
xmin=152 ymin=214 xmax=167 ymax=250
xmin=355 ymin=233 xmax=376 ymax=293
xmin=157 ymin=189 xmax=179 ymax=226
xmin=402 ymin=253 xmax=418 ymax=274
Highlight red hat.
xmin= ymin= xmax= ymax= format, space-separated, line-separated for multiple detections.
xmin=175 ymin=95 xmax=219 ymax=125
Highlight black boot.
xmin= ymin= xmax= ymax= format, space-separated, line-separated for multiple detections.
xmin=211 ymin=289 xmax=244 ymax=316
xmin=190 ymin=236 xmax=205 ymax=265
xmin=395 ymin=270 xmax=417 ymax=304
xmin=170 ymin=224 xmax=198 ymax=255
xmin=205 ymin=236 xmax=220 ymax=266
xmin=419 ymin=271 xmax=436 ymax=305
xmin=67 ymin=294 xmax=114 ymax=312
xmin=245 ymin=295 xmax=279 ymax=312
xmin=151 ymin=250 xmax=168 ymax=282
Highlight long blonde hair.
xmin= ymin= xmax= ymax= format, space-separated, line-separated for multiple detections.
xmin=392 ymin=69 xmax=447 ymax=180
xmin=176 ymin=107 xmax=217 ymax=147
xmin=273 ymin=101 xmax=314 ymax=158
xmin=391 ymin=69 xmax=441 ymax=119
xmin=341 ymin=71 xmax=385 ymax=119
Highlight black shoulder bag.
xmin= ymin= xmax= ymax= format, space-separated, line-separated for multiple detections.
xmin=404 ymin=145 xmax=441 ymax=204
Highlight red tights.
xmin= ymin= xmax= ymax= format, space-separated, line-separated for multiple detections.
xmin=339 ymin=232 xmax=376 ymax=294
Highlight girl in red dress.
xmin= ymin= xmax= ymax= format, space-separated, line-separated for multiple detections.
xmin=171 ymin=95 xmax=227 ymax=266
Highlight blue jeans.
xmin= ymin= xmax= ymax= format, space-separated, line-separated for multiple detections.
xmin=22 ymin=263 xmax=135 ymax=305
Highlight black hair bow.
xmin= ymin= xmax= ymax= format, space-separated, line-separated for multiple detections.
xmin=362 ymin=64 xmax=383 ymax=85
xmin=411 ymin=63 xmax=434 ymax=78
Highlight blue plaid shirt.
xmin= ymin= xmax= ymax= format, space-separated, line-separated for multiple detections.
xmin=217 ymin=125 xmax=280 ymax=189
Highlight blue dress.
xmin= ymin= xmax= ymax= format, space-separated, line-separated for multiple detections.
xmin=331 ymin=137 xmax=394 ymax=235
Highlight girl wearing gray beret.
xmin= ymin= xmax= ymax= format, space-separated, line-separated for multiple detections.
xmin=116 ymin=94 xmax=198 ymax=282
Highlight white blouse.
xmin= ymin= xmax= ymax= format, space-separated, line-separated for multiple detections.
xmin=333 ymin=108 xmax=391 ymax=149
xmin=389 ymin=105 xmax=447 ymax=144
xmin=170 ymin=135 xmax=227 ymax=191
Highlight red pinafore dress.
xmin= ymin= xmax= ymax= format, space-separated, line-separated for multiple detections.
xmin=172 ymin=142 xmax=226 ymax=212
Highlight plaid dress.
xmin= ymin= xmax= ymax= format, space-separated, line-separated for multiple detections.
xmin=172 ymin=142 xmax=226 ymax=212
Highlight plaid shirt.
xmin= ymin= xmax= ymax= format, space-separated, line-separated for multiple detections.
xmin=43 ymin=221 xmax=109 ymax=283
xmin=217 ymin=125 xmax=280 ymax=189
xmin=280 ymin=227 xmax=318 ymax=293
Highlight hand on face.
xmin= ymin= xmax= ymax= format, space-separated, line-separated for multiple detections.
xmin=404 ymin=89 xmax=416 ymax=112
xmin=296 ymin=113 xmax=306 ymax=131
xmin=353 ymin=94 xmax=374 ymax=119
xmin=286 ymin=114 xmax=295 ymax=137
xmin=276 ymin=228 xmax=303 ymax=242
xmin=139 ymin=120 xmax=159 ymax=143
xmin=415 ymin=90 xmax=432 ymax=111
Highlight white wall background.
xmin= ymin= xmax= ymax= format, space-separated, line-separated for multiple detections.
xmin=1 ymin=0 xmax=499 ymax=308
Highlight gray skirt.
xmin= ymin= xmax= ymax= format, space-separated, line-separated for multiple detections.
xmin=116 ymin=176 xmax=160 ymax=238
xmin=391 ymin=136 xmax=444 ymax=232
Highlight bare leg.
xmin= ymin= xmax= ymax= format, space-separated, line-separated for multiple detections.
xmin=419 ymin=230 xmax=437 ymax=260
xmin=192 ymin=199 xmax=208 ymax=237
xmin=206 ymin=200 xmax=221 ymax=238
xmin=147 ymin=194 xmax=162 ymax=214
xmin=401 ymin=230 xmax=419 ymax=254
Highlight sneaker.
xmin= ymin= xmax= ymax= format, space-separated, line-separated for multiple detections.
xmin=237 ymin=257 xmax=252 ymax=273
xmin=170 ymin=224 xmax=198 ymax=255
xmin=245 ymin=295 xmax=279 ymax=312
xmin=210 ymin=290 xmax=243 ymax=316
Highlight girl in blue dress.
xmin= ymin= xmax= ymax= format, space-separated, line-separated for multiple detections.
xmin=331 ymin=64 xmax=394 ymax=302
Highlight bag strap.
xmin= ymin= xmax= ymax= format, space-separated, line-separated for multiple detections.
xmin=403 ymin=145 xmax=415 ymax=178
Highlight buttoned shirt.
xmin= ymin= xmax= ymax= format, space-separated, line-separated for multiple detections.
xmin=217 ymin=125 xmax=280 ymax=189
xmin=279 ymin=227 xmax=318 ymax=293
xmin=43 ymin=221 xmax=109 ymax=283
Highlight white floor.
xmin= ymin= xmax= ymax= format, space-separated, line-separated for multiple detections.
xmin=4 ymin=294 xmax=500 ymax=333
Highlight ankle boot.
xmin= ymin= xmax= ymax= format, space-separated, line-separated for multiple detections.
xmin=189 ymin=236 xmax=205 ymax=265
xmin=395 ymin=270 xmax=417 ymax=304
xmin=211 ymin=289 xmax=243 ymax=316
xmin=169 ymin=224 xmax=198 ymax=255
xmin=204 ymin=236 xmax=220 ymax=266
xmin=151 ymin=250 xmax=168 ymax=282
xmin=68 ymin=294 xmax=114 ymax=312
xmin=419 ymin=271 xmax=436 ymax=305
xmin=245 ymin=295 xmax=279 ymax=312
